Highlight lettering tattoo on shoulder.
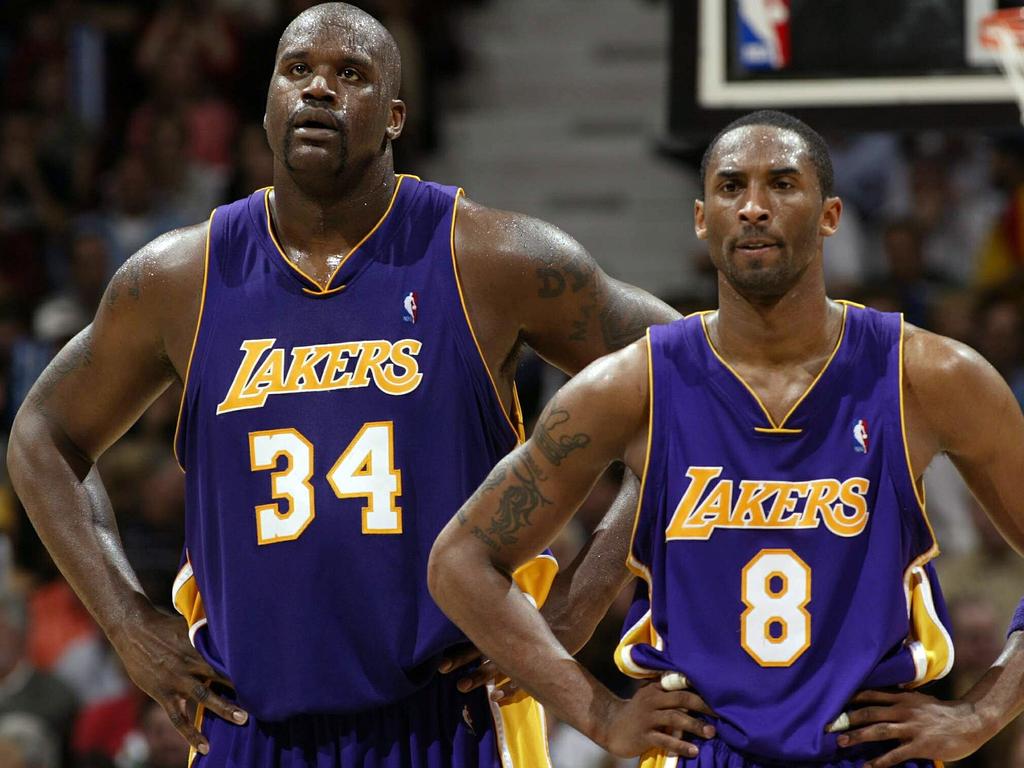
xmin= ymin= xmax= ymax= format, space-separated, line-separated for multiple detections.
xmin=534 ymin=252 xmax=601 ymax=344
xmin=535 ymin=407 xmax=591 ymax=466
xmin=487 ymin=454 xmax=551 ymax=547
xmin=105 ymin=255 xmax=145 ymax=308
xmin=536 ymin=259 xmax=594 ymax=299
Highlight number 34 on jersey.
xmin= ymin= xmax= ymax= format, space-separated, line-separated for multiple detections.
xmin=248 ymin=421 xmax=402 ymax=544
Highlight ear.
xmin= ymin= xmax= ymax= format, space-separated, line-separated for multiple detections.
xmin=694 ymin=199 xmax=708 ymax=240
xmin=819 ymin=196 xmax=842 ymax=238
xmin=386 ymin=99 xmax=406 ymax=141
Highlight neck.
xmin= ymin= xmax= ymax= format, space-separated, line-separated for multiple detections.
xmin=710 ymin=261 xmax=839 ymax=368
xmin=269 ymin=156 xmax=397 ymax=255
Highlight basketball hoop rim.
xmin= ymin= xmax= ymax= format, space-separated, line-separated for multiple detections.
xmin=979 ymin=8 xmax=1024 ymax=49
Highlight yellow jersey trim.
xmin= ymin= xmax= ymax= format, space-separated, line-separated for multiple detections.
xmin=897 ymin=316 xmax=952 ymax=686
xmin=699 ymin=303 xmax=848 ymax=432
xmin=301 ymin=284 xmax=346 ymax=297
xmin=615 ymin=330 xmax=663 ymax=678
xmin=448 ymin=189 xmax=521 ymax=441
xmin=173 ymin=210 xmax=215 ymax=472
xmin=262 ymin=175 xmax=413 ymax=295
xmin=897 ymin=317 xmax=928 ymax=514
xmin=187 ymin=701 xmax=206 ymax=768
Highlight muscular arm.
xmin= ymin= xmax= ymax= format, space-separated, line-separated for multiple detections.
xmin=454 ymin=197 xmax=681 ymax=379
xmin=6 ymin=224 xmax=246 ymax=751
xmin=541 ymin=469 xmax=638 ymax=655
xmin=451 ymin=198 xmax=674 ymax=658
xmin=429 ymin=341 xmax=710 ymax=757
xmin=838 ymin=326 xmax=1024 ymax=765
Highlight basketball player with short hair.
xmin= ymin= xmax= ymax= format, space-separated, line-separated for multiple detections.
xmin=4 ymin=3 xmax=695 ymax=766
xmin=429 ymin=110 xmax=1024 ymax=766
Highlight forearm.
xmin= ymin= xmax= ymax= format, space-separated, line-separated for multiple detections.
xmin=961 ymin=631 xmax=1024 ymax=737
xmin=429 ymin=544 xmax=619 ymax=743
xmin=543 ymin=470 xmax=636 ymax=654
xmin=7 ymin=408 xmax=151 ymax=638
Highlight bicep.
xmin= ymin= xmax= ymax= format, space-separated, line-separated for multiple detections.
xmin=523 ymin=266 xmax=679 ymax=375
xmin=457 ymin=203 xmax=678 ymax=375
xmin=912 ymin=335 xmax=1024 ymax=553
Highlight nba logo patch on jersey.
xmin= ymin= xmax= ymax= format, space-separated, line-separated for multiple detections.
xmin=736 ymin=0 xmax=791 ymax=71
xmin=402 ymin=291 xmax=418 ymax=323
xmin=853 ymin=418 xmax=869 ymax=453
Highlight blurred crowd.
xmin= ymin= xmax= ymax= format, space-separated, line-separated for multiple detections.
xmin=4 ymin=1 xmax=1024 ymax=767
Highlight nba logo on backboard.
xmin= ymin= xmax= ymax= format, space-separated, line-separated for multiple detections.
xmin=853 ymin=419 xmax=869 ymax=454
xmin=737 ymin=0 xmax=790 ymax=71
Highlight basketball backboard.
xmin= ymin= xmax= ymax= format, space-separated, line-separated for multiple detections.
xmin=666 ymin=0 xmax=1024 ymax=153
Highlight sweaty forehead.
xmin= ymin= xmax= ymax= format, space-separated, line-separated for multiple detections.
xmin=710 ymin=125 xmax=810 ymax=174
xmin=277 ymin=13 xmax=386 ymax=62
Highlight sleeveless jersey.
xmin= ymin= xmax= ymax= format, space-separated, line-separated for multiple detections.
xmin=172 ymin=176 xmax=554 ymax=720
xmin=616 ymin=304 xmax=954 ymax=762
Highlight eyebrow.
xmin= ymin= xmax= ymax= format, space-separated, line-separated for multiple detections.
xmin=714 ymin=166 xmax=803 ymax=179
xmin=278 ymin=49 xmax=375 ymax=69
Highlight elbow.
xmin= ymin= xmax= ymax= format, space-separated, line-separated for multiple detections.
xmin=6 ymin=406 xmax=38 ymax=490
xmin=427 ymin=528 xmax=459 ymax=615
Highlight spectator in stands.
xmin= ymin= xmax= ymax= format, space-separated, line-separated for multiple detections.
xmin=0 ymin=593 xmax=77 ymax=752
xmin=0 ymin=712 xmax=59 ymax=768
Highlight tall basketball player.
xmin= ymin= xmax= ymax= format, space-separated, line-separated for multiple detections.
xmin=4 ymin=3 xmax=697 ymax=767
xmin=430 ymin=111 xmax=1024 ymax=766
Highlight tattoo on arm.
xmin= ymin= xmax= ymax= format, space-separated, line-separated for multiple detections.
xmin=105 ymin=255 xmax=145 ymax=308
xmin=535 ymin=254 xmax=600 ymax=344
xmin=487 ymin=455 xmax=552 ymax=546
xmin=599 ymin=293 xmax=648 ymax=351
xmin=28 ymin=329 xmax=95 ymax=410
xmin=535 ymin=408 xmax=591 ymax=465
xmin=481 ymin=466 xmax=508 ymax=492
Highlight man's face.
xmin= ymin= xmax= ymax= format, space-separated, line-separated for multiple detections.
xmin=695 ymin=125 xmax=840 ymax=301
xmin=264 ymin=16 xmax=403 ymax=179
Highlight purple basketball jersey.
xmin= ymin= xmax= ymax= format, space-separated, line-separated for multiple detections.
xmin=173 ymin=176 xmax=528 ymax=721
xmin=617 ymin=304 xmax=954 ymax=762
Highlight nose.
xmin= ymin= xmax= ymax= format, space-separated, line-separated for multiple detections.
xmin=738 ymin=185 xmax=771 ymax=226
xmin=302 ymin=72 xmax=337 ymax=105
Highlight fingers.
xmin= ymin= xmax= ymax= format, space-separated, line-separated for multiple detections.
xmin=657 ymin=689 xmax=718 ymax=717
xmin=456 ymin=660 xmax=507 ymax=694
xmin=645 ymin=730 xmax=700 ymax=759
xmin=655 ymin=709 xmax=716 ymax=740
xmin=863 ymin=744 xmax=914 ymax=768
xmin=438 ymin=645 xmax=482 ymax=674
xmin=845 ymin=706 xmax=898 ymax=728
xmin=836 ymin=722 xmax=904 ymax=747
xmin=489 ymin=682 xmax=519 ymax=703
xmin=187 ymin=656 xmax=236 ymax=692
xmin=165 ymin=697 xmax=210 ymax=756
xmin=850 ymin=690 xmax=905 ymax=706
xmin=826 ymin=712 xmax=850 ymax=733
xmin=189 ymin=682 xmax=248 ymax=725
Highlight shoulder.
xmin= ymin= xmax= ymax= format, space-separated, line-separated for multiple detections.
xmin=903 ymin=323 xmax=993 ymax=396
xmin=455 ymin=195 xmax=591 ymax=273
xmin=902 ymin=323 xmax=1014 ymax=450
xmin=107 ymin=220 xmax=209 ymax=307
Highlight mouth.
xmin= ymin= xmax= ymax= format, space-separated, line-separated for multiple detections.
xmin=734 ymin=239 xmax=782 ymax=257
xmin=291 ymin=110 xmax=340 ymax=140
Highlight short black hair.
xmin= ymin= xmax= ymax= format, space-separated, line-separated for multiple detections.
xmin=699 ymin=110 xmax=834 ymax=199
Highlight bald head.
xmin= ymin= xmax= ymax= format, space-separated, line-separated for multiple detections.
xmin=278 ymin=3 xmax=401 ymax=97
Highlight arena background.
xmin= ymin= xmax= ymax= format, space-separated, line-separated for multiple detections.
xmin=3 ymin=0 xmax=1024 ymax=765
